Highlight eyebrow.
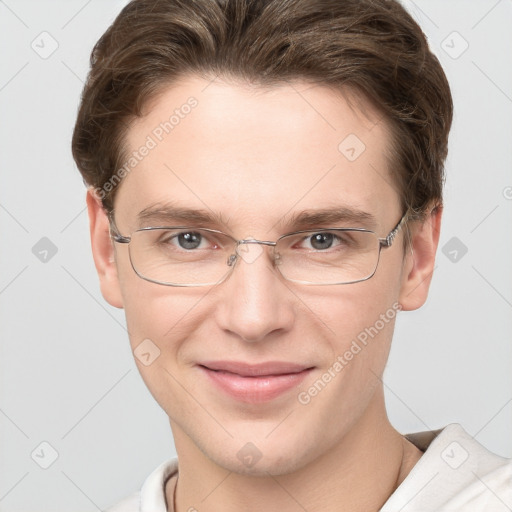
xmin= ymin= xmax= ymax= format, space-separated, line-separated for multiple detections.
xmin=137 ymin=202 xmax=377 ymax=232
xmin=276 ymin=207 xmax=377 ymax=231
xmin=137 ymin=202 xmax=231 ymax=230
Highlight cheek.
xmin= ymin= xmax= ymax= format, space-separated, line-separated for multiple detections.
xmin=122 ymin=286 xmax=204 ymax=348
xmin=291 ymin=261 xmax=403 ymax=407
xmin=295 ymin=285 xmax=402 ymax=422
xmin=318 ymin=288 xmax=399 ymax=384
xmin=118 ymin=271 xmax=215 ymax=393
xmin=294 ymin=267 xmax=401 ymax=345
xmin=119 ymin=286 xmax=209 ymax=415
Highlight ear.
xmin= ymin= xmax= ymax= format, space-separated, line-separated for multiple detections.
xmin=398 ymin=205 xmax=442 ymax=311
xmin=86 ymin=189 xmax=124 ymax=309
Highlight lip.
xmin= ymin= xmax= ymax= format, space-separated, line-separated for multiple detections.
xmin=198 ymin=361 xmax=314 ymax=404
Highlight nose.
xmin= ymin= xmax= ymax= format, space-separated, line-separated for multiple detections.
xmin=213 ymin=242 xmax=295 ymax=343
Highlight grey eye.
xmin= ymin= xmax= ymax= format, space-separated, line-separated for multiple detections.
xmin=309 ymin=232 xmax=335 ymax=250
xmin=177 ymin=232 xmax=202 ymax=249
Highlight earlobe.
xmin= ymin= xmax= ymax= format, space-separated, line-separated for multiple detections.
xmin=86 ymin=190 xmax=124 ymax=309
xmin=398 ymin=206 xmax=442 ymax=311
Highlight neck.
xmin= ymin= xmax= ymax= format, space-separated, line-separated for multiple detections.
xmin=167 ymin=388 xmax=422 ymax=512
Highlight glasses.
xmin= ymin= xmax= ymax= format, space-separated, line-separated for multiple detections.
xmin=109 ymin=213 xmax=408 ymax=287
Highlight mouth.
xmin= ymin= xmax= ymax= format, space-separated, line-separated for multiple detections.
xmin=198 ymin=361 xmax=314 ymax=403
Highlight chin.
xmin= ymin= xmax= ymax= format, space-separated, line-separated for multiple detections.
xmin=199 ymin=430 xmax=318 ymax=477
xmin=220 ymin=451 xmax=307 ymax=477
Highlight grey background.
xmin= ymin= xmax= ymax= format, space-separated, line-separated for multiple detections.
xmin=0 ymin=0 xmax=511 ymax=510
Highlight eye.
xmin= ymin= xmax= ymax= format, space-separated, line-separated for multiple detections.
xmin=176 ymin=231 xmax=204 ymax=250
xmin=301 ymin=231 xmax=350 ymax=251
xmin=308 ymin=232 xmax=336 ymax=250
xmin=157 ymin=230 xmax=213 ymax=251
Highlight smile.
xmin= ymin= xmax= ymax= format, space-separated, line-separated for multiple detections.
xmin=198 ymin=361 xmax=314 ymax=403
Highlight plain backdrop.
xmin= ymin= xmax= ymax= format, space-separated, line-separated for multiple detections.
xmin=0 ymin=0 xmax=511 ymax=510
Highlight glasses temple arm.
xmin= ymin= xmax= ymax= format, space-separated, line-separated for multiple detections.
xmin=379 ymin=212 xmax=408 ymax=247
xmin=107 ymin=211 xmax=131 ymax=243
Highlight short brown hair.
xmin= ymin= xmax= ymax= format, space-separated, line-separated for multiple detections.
xmin=72 ymin=0 xmax=453 ymax=218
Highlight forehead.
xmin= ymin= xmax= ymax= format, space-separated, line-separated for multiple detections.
xmin=116 ymin=76 xmax=400 ymax=234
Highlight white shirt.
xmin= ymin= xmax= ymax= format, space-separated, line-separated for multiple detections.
xmin=106 ymin=424 xmax=512 ymax=511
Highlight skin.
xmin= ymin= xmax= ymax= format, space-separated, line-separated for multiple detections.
xmin=87 ymin=76 xmax=441 ymax=511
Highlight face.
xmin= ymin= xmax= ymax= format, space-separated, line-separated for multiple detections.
xmin=89 ymin=76 xmax=439 ymax=476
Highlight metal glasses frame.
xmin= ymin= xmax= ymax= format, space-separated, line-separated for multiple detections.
xmin=108 ymin=212 xmax=408 ymax=287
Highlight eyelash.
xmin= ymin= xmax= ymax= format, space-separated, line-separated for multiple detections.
xmin=156 ymin=229 xmax=352 ymax=251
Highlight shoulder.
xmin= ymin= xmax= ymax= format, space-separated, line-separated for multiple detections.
xmin=383 ymin=423 xmax=512 ymax=511
xmin=439 ymin=424 xmax=512 ymax=510
xmin=104 ymin=458 xmax=179 ymax=512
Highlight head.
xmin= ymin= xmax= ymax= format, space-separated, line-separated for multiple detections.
xmin=73 ymin=0 xmax=452 ymax=475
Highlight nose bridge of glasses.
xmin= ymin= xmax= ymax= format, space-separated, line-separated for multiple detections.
xmin=228 ymin=238 xmax=278 ymax=267
xmin=238 ymin=239 xmax=276 ymax=247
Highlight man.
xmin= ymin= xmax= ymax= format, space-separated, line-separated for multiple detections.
xmin=72 ymin=0 xmax=511 ymax=510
